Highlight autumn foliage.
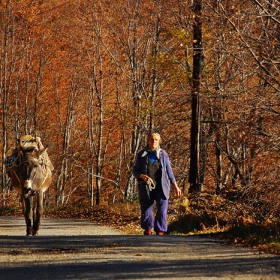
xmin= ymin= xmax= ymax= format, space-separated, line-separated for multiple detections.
xmin=0 ymin=0 xmax=280 ymax=240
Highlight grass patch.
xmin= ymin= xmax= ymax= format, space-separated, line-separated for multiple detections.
xmin=168 ymin=212 xmax=280 ymax=255
xmin=215 ymin=225 xmax=280 ymax=253
xmin=0 ymin=205 xmax=21 ymax=216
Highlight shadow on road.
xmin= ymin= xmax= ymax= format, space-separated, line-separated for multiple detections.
xmin=0 ymin=234 xmax=279 ymax=280
xmin=0 ymin=255 xmax=279 ymax=280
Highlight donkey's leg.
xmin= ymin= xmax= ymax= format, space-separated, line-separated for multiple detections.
xmin=33 ymin=191 xmax=43 ymax=236
xmin=22 ymin=194 xmax=33 ymax=236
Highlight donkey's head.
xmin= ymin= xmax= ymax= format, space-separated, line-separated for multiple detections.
xmin=19 ymin=135 xmax=38 ymax=152
xmin=21 ymin=149 xmax=43 ymax=197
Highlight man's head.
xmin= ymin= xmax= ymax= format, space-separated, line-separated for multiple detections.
xmin=147 ymin=132 xmax=161 ymax=150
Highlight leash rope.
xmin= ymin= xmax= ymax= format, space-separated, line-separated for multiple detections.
xmin=147 ymin=178 xmax=156 ymax=191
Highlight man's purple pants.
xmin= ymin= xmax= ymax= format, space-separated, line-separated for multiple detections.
xmin=140 ymin=188 xmax=169 ymax=233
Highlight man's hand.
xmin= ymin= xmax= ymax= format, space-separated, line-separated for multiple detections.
xmin=140 ymin=174 xmax=152 ymax=183
xmin=172 ymin=183 xmax=182 ymax=197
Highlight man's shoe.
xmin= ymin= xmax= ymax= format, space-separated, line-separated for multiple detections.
xmin=144 ymin=229 xmax=152 ymax=235
xmin=156 ymin=231 xmax=164 ymax=235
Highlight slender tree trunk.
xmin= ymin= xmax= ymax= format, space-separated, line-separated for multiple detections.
xmin=95 ymin=100 xmax=103 ymax=206
xmin=189 ymin=0 xmax=203 ymax=193
xmin=1 ymin=4 xmax=12 ymax=204
xmin=87 ymin=107 xmax=95 ymax=206
xmin=55 ymin=86 xmax=75 ymax=205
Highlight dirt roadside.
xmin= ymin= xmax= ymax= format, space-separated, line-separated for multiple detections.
xmin=0 ymin=216 xmax=280 ymax=280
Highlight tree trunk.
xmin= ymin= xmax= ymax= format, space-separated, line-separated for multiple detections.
xmin=1 ymin=4 xmax=11 ymax=205
xmin=189 ymin=0 xmax=203 ymax=193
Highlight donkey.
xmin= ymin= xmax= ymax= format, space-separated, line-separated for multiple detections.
xmin=5 ymin=135 xmax=53 ymax=236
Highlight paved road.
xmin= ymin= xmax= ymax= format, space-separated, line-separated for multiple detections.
xmin=0 ymin=217 xmax=279 ymax=279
